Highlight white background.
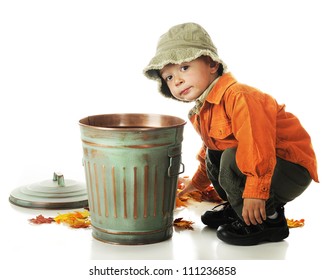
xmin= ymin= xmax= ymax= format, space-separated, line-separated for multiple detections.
xmin=0 ymin=0 xmax=324 ymax=279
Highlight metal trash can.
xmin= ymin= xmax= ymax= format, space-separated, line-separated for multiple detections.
xmin=79 ymin=113 xmax=186 ymax=245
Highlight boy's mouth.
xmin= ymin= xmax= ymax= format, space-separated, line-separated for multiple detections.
xmin=180 ymin=87 xmax=191 ymax=96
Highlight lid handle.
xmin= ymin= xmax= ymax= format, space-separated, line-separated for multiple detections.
xmin=53 ymin=172 xmax=65 ymax=187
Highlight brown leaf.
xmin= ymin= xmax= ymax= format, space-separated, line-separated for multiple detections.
xmin=173 ymin=217 xmax=194 ymax=230
xmin=29 ymin=215 xmax=54 ymax=224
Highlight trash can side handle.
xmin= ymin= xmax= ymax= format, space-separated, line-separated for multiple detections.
xmin=167 ymin=145 xmax=185 ymax=177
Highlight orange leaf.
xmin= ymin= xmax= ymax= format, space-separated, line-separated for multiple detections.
xmin=286 ymin=218 xmax=305 ymax=228
xmin=176 ymin=197 xmax=188 ymax=208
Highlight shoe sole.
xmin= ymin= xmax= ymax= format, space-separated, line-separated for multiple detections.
xmin=217 ymin=226 xmax=289 ymax=246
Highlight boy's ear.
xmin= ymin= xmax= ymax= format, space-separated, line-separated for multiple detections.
xmin=210 ymin=62 xmax=220 ymax=74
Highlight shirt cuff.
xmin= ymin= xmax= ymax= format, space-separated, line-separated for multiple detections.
xmin=242 ymin=175 xmax=272 ymax=200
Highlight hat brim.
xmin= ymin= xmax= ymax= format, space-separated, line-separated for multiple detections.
xmin=144 ymin=48 xmax=227 ymax=80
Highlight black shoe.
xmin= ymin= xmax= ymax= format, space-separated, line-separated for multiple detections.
xmin=216 ymin=206 xmax=289 ymax=246
xmin=201 ymin=202 xmax=238 ymax=229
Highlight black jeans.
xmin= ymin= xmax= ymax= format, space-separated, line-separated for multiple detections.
xmin=206 ymin=148 xmax=312 ymax=218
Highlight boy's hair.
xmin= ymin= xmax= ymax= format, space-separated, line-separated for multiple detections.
xmin=143 ymin=22 xmax=227 ymax=99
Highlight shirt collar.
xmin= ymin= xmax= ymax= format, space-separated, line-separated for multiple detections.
xmin=206 ymin=72 xmax=237 ymax=104
xmin=188 ymin=77 xmax=220 ymax=118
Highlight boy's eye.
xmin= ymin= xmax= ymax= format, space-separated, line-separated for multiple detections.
xmin=165 ymin=75 xmax=173 ymax=82
xmin=181 ymin=65 xmax=189 ymax=71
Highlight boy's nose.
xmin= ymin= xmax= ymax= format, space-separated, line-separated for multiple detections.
xmin=174 ymin=76 xmax=184 ymax=86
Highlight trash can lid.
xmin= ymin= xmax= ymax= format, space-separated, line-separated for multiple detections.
xmin=9 ymin=172 xmax=88 ymax=209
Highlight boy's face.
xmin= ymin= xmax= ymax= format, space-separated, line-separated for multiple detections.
xmin=159 ymin=57 xmax=219 ymax=102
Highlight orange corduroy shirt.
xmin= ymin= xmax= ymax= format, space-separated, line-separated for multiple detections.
xmin=190 ymin=72 xmax=319 ymax=200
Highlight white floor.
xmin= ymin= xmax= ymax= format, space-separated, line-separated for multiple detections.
xmin=1 ymin=180 xmax=324 ymax=279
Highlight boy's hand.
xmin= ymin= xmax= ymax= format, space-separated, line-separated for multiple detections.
xmin=177 ymin=177 xmax=198 ymax=197
xmin=242 ymin=198 xmax=267 ymax=225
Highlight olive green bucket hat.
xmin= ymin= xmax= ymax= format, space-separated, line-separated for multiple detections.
xmin=143 ymin=22 xmax=227 ymax=99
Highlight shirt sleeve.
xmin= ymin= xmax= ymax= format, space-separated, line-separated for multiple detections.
xmin=225 ymin=89 xmax=278 ymax=200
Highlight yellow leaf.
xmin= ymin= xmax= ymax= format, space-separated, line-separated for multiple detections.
xmin=54 ymin=210 xmax=91 ymax=228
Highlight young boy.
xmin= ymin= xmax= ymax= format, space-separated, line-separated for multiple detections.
xmin=143 ymin=22 xmax=318 ymax=245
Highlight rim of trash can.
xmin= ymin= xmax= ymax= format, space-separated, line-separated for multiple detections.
xmin=79 ymin=113 xmax=187 ymax=131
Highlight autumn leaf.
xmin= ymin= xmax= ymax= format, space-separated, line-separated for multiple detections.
xmin=176 ymin=196 xmax=188 ymax=208
xmin=173 ymin=217 xmax=194 ymax=230
xmin=286 ymin=218 xmax=305 ymax=228
xmin=54 ymin=210 xmax=91 ymax=228
xmin=29 ymin=215 xmax=54 ymax=224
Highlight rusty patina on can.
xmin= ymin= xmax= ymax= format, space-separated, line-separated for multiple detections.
xmin=79 ymin=114 xmax=186 ymax=245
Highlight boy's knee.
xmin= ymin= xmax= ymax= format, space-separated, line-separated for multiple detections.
xmin=221 ymin=148 xmax=237 ymax=166
xmin=218 ymin=148 xmax=244 ymax=189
